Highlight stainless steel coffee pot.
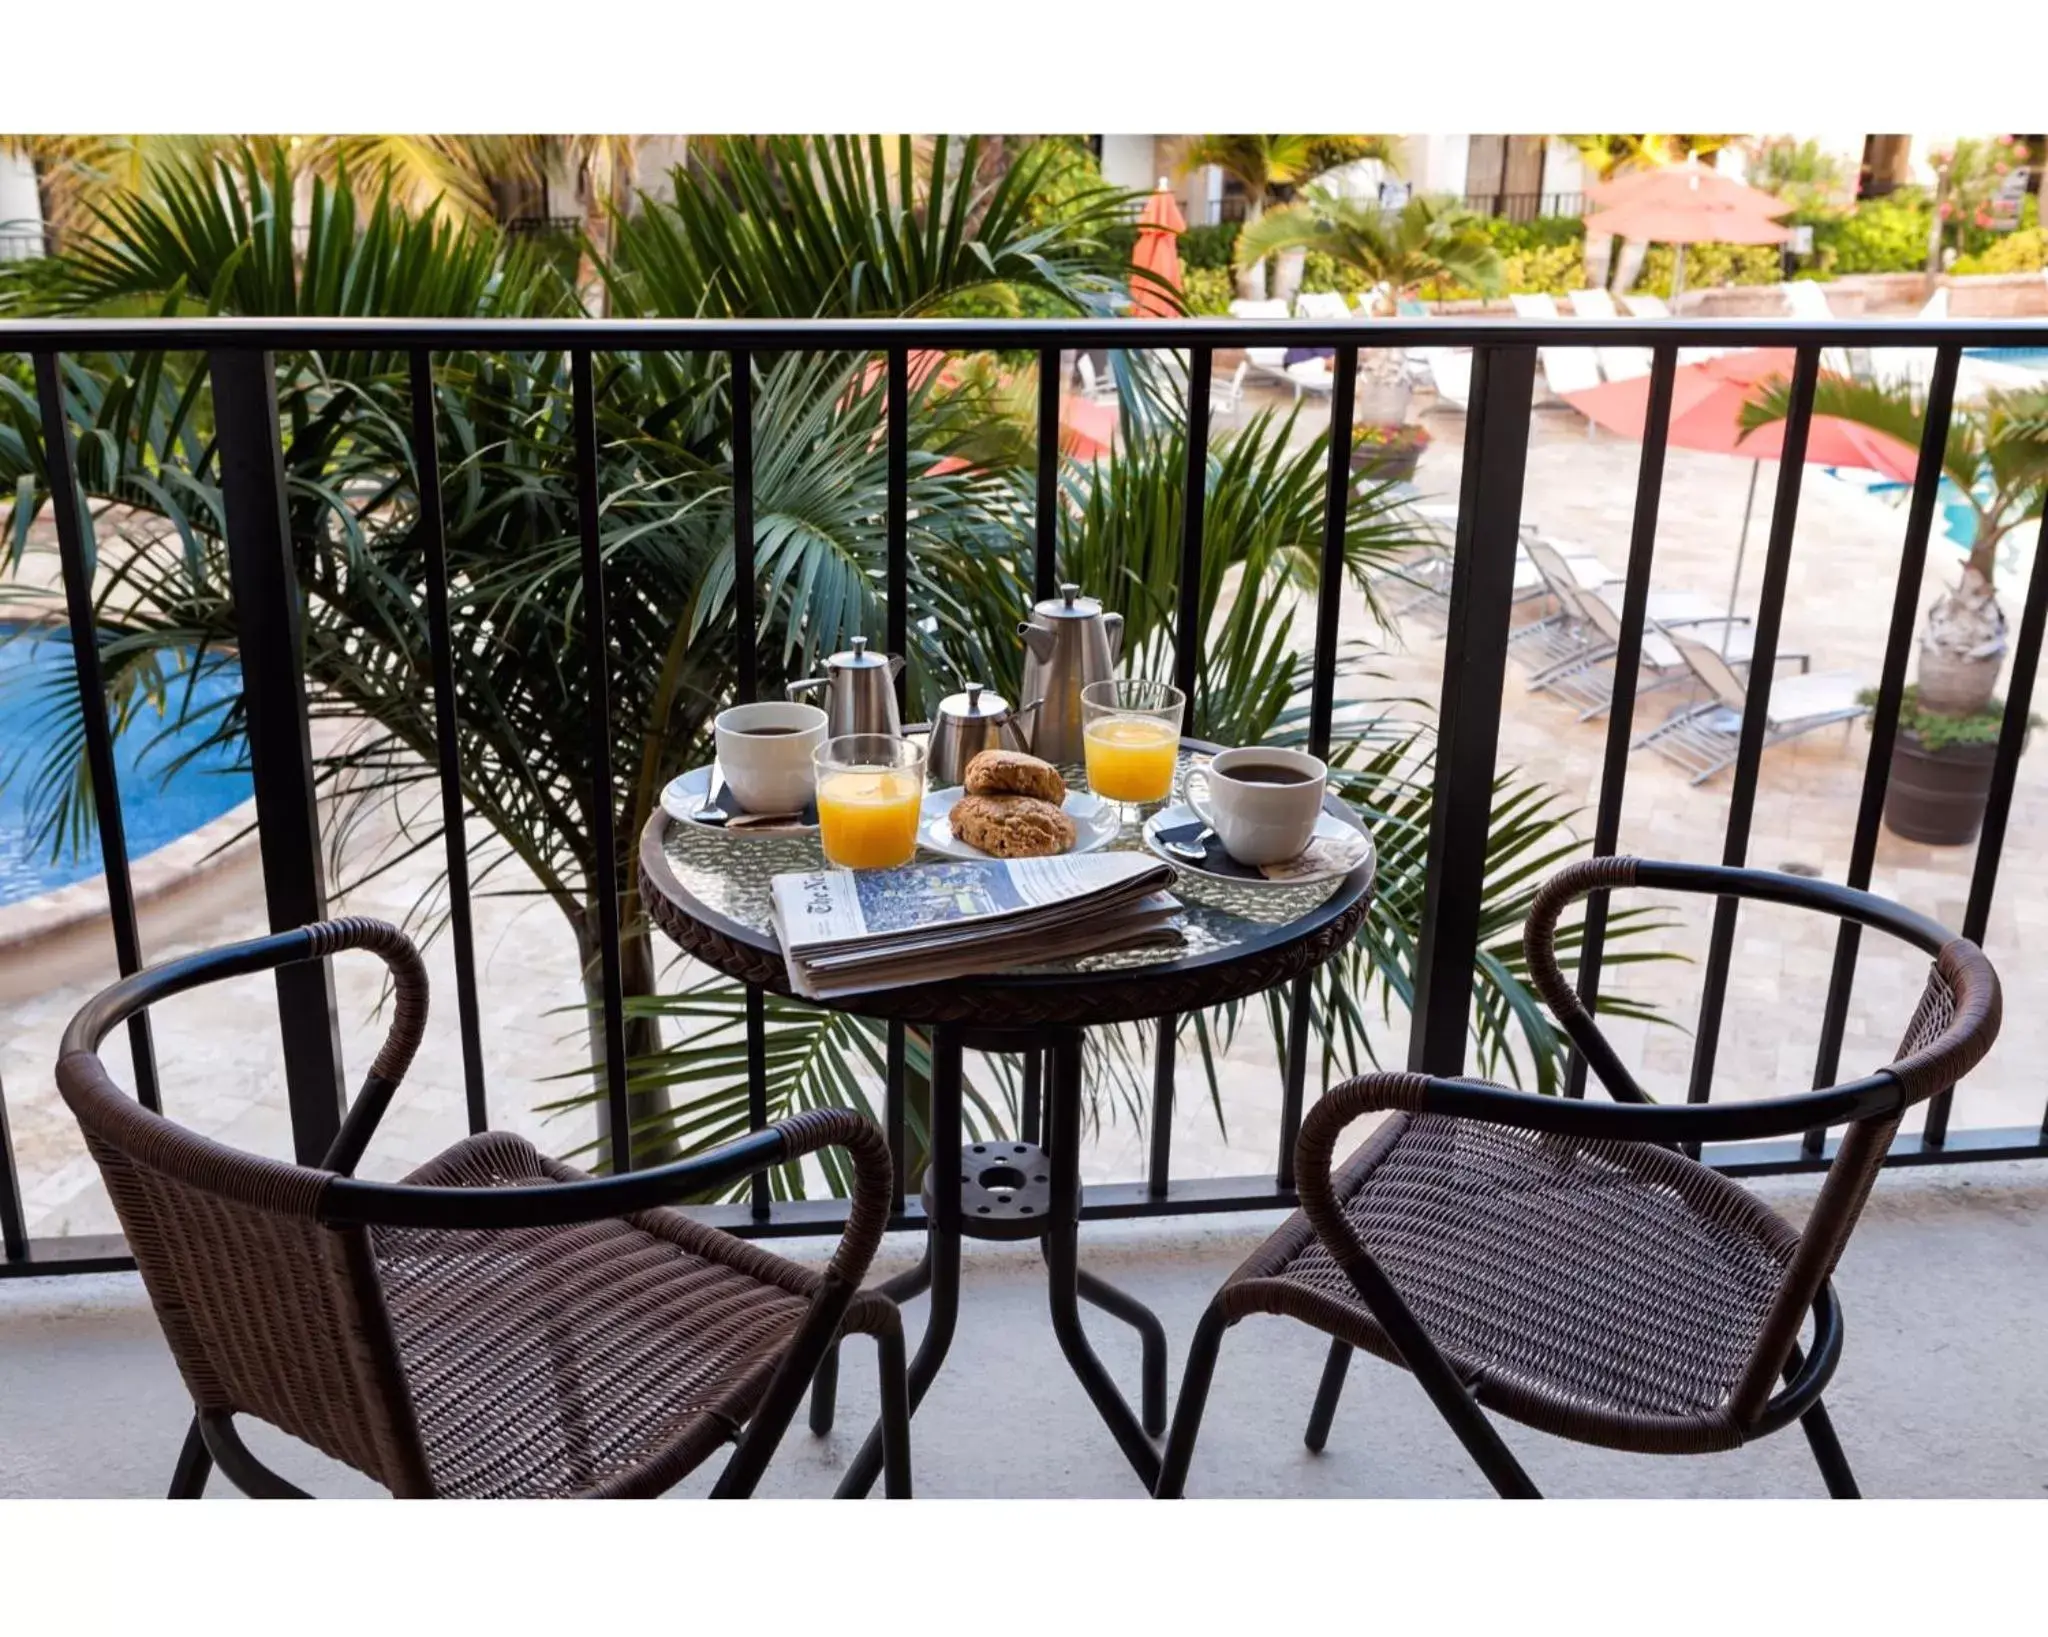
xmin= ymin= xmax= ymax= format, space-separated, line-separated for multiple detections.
xmin=926 ymin=682 xmax=1041 ymax=787
xmin=1017 ymin=584 xmax=1123 ymax=765
xmin=786 ymin=635 xmax=904 ymax=737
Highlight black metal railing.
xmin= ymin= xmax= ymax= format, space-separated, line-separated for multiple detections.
xmin=4 ymin=314 xmax=2047 ymax=1278
xmin=1462 ymin=190 xmax=1586 ymax=222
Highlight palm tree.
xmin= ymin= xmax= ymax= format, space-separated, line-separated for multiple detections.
xmin=1175 ymin=135 xmax=1397 ymax=299
xmin=1743 ymin=375 xmax=2048 ymax=715
xmin=3 ymin=136 xmax=1667 ymax=1195
xmin=1233 ymin=190 xmax=1504 ymax=313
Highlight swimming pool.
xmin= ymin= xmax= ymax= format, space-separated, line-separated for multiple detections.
xmin=0 ymin=626 xmax=251 ymax=908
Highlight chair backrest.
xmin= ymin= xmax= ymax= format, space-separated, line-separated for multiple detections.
xmin=1522 ymin=536 xmax=1593 ymax=620
xmin=1671 ymin=629 xmax=1751 ymax=712
xmin=1509 ymin=293 xmax=1560 ymax=319
xmin=54 ymin=923 xmax=438 ymax=1496
xmin=1538 ymin=345 xmax=1604 ymax=396
xmin=1227 ymin=297 xmax=1290 ymax=320
xmin=1622 ymin=293 xmax=1671 ymax=319
xmin=1779 ymin=279 xmax=1835 ymax=321
xmin=1412 ymin=346 xmax=1471 ymax=408
xmin=1566 ymin=287 xmax=1620 ymax=320
xmin=1076 ymin=353 xmax=1101 ymax=394
xmin=1294 ymin=289 xmax=1351 ymax=320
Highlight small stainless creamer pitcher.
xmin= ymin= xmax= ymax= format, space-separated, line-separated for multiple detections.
xmin=786 ymin=635 xmax=904 ymax=737
xmin=927 ymin=682 xmax=1041 ymax=786
xmin=1017 ymin=584 xmax=1123 ymax=765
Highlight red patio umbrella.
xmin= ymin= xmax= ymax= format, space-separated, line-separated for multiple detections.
xmin=1582 ymin=161 xmax=1790 ymax=301
xmin=1561 ymin=348 xmax=1921 ymax=631
xmin=1130 ymin=178 xmax=1186 ymax=318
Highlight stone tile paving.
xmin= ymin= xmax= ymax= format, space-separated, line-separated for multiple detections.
xmin=5 ymin=386 xmax=2044 ymax=1236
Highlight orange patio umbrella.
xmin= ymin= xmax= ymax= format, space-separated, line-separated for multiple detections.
xmin=1582 ymin=161 xmax=1790 ymax=301
xmin=1130 ymin=178 xmax=1186 ymax=318
xmin=1562 ymin=349 xmax=1920 ymax=629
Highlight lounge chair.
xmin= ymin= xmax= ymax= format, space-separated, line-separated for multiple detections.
xmin=1293 ymin=290 xmax=1352 ymax=320
xmin=1556 ymin=594 xmax=1808 ymax=722
xmin=1075 ymin=353 xmax=1117 ymax=403
xmin=1512 ymin=292 xmax=1604 ymax=405
xmin=1523 ymin=534 xmax=1752 ymax=629
xmin=1210 ymin=359 xmax=1249 ymax=421
xmin=1565 ymin=286 xmax=1653 ymax=381
xmin=1411 ymin=346 xmax=1471 ymax=410
xmin=1635 ymin=631 xmax=1866 ymax=784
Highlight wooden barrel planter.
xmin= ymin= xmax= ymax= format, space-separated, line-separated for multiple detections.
xmin=1351 ymin=442 xmax=1424 ymax=484
xmin=1883 ymin=734 xmax=2000 ymax=845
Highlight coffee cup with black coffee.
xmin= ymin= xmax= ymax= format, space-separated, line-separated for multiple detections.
xmin=1187 ymin=745 xmax=1327 ymax=865
xmin=714 ymin=701 xmax=828 ymax=814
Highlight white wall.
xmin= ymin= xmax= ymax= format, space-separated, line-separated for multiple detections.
xmin=1401 ymin=134 xmax=1468 ymax=198
xmin=0 ymin=152 xmax=43 ymax=257
xmin=1097 ymin=134 xmax=1158 ymax=195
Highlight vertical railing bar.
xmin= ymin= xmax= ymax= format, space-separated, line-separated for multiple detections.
xmin=210 ymin=346 xmax=346 ymax=1165
xmin=0 ymin=1071 xmax=27 ymax=1261
xmin=1021 ymin=1051 xmax=1042 ymax=1146
xmin=886 ymin=1023 xmax=908 ymax=1213
xmin=1147 ymin=1025 xmax=1175 ymax=1199
xmin=1277 ymin=342 xmax=1359 ymax=1188
xmin=1034 ymin=346 xmax=1061 ymax=600
xmin=1685 ymin=346 xmax=1819 ymax=1129
xmin=884 ymin=348 xmax=911 ymax=1198
xmin=1565 ymin=344 xmax=1677 ymax=1099
xmin=732 ymin=349 xmax=758 ymax=702
xmin=407 ymin=349 xmax=487 ymax=1135
xmin=34 ymin=349 xmax=160 ymax=1112
xmin=1407 ymin=346 xmax=1538 ymax=1076
xmin=1153 ymin=345 xmax=1214 ymax=1196
xmin=748 ymin=987 xmax=770 ymax=1219
xmin=732 ymin=347 xmax=770 ymax=1208
xmin=1802 ymin=344 xmax=1961 ymax=1153
xmin=1926 ymin=496 xmax=2048 ymax=1146
xmin=886 ymin=347 xmax=909 ymax=713
xmin=1173 ymin=347 xmax=1213 ymax=705
xmin=569 ymin=347 xmax=633 ymax=1173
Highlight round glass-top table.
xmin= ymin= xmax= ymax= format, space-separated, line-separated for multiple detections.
xmin=637 ymin=743 xmax=1377 ymax=1495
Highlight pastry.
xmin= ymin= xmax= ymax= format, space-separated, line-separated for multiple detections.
xmin=949 ymin=792 xmax=1077 ymax=858
xmin=963 ymin=748 xmax=1066 ymax=804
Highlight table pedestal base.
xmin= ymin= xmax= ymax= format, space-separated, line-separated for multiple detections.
xmin=828 ymin=1027 xmax=1167 ymax=1497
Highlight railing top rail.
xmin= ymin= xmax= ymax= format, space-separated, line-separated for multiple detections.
xmin=3 ymin=316 xmax=2048 ymax=352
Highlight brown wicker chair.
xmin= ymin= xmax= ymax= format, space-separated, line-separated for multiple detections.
xmin=1156 ymin=858 xmax=2002 ymax=1499
xmin=55 ymin=917 xmax=910 ymax=1499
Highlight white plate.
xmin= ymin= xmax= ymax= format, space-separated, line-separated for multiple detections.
xmin=1141 ymin=803 xmax=1370 ymax=887
xmin=918 ymin=786 xmax=1119 ymax=861
xmin=660 ymin=764 xmax=819 ymax=835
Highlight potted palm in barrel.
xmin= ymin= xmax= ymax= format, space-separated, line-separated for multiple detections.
xmin=1745 ymin=377 xmax=2048 ymax=844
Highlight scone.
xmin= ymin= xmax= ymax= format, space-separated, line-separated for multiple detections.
xmin=963 ymin=748 xmax=1065 ymax=804
xmin=949 ymin=793 xmax=1077 ymax=859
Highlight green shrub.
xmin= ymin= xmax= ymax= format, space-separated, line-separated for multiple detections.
xmin=1298 ymin=250 xmax=1371 ymax=298
xmin=1483 ymin=214 xmax=1586 ymax=254
xmin=1423 ymin=240 xmax=1586 ymax=300
xmin=1953 ymin=226 xmax=2048 ymax=275
xmin=1861 ymin=685 xmax=2042 ymax=752
xmin=1804 ymin=192 xmax=1932 ymax=275
xmin=1179 ymin=222 xmax=1239 ymax=270
xmin=1637 ymin=242 xmax=1782 ymax=293
xmin=1182 ymin=264 xmax=1233 ymax=315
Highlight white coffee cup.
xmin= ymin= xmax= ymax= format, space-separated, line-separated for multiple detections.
xmin=1187 ymin=746 xmax=1328 ymax=866
xmin=714 ymin=701 xmax=828 ymax=814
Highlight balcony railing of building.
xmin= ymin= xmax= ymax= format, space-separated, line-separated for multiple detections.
xmin=3 ymin=315 xmax=2046 ymax=1279
xmin=1461 ymin=189 xmax=1586 ymax=222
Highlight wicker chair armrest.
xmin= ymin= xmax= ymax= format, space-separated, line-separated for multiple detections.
xmin=324 ymin=1109 xmax=896 ymax=1287
xmin=59 ymin=917 xmax=429 ymax=1177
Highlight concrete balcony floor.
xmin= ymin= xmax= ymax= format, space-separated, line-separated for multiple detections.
xmin=5 ymin=1161 xmax=2045 ymax=1500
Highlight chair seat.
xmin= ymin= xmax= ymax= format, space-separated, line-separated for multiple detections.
xmin=370 ymin=1132 xmax=888 ymax=1498
xmin=1219 ymin=1112 xmax=1803 ymax=1452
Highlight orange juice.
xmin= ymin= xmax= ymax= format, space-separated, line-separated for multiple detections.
xmin=1084 ymin=715 xmax=1179 ymax=803
xmin=817 ymin=768 xmax=923 ymax=869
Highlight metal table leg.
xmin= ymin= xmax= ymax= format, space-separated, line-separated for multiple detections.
xmin=835 ymin=1025 xmax=964 ymax=1498
xmin=1042 ymin=1028 xmax=1164 ymax=1488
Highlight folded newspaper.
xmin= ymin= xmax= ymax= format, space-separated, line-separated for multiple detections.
xmin=769 ymin=854 xmax=1182 ymax=1000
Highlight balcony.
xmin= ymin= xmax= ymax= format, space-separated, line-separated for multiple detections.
xmin=3 ymin=312 xmax=2047 ymax=1498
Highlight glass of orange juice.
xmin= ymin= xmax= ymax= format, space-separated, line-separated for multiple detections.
xmin=814 ymin=734 xmax=927 ymax=870
xmin=1081 ymin=679 xmax=1185 ymax=814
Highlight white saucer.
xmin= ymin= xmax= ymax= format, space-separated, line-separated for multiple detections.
xmin=660 ymin=764 xmax=819 ymax=835
xmin=1141 ymin=803 xmax=1370 ymax=887
xmin=919 ymin=786 xmax=1119 ymax=861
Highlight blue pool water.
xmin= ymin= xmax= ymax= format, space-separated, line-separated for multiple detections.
xmin=0 ymin=626 xmax=251 ymax=908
